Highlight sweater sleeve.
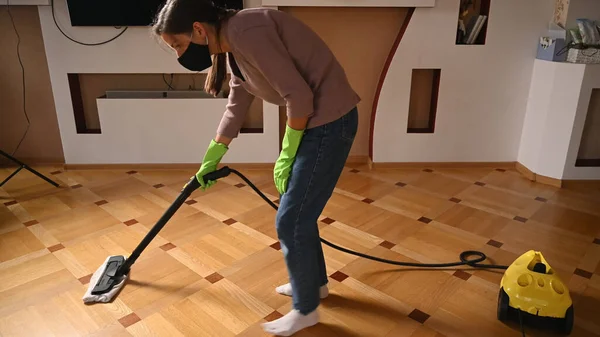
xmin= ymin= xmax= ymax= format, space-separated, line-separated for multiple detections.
xmin=231 ymin=25 xmax=314 ymax=120
xmin=216 ymin=75 xmax=255 ymax=139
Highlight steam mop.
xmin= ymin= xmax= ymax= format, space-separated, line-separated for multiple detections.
xmin=83 ymin=167 xmax=231 ymax=303
xmin=83 ymin=166 xmax=574 ymax=335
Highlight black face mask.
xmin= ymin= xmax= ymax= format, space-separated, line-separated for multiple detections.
xmin=178 ymin=37 xmax=212 ymax=72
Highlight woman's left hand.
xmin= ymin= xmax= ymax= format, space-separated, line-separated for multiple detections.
xmin=274 ymin=125 xmax=304 ymax=195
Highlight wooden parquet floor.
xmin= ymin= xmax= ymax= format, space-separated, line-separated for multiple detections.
xmin=1 ymin=164 xmax=599 ymax=337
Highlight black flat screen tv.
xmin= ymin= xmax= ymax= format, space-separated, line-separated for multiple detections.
xmin=65 ymin=0 xmax=244 ymax=27
xmin=66 ymin=0 xmax=166 ymax=27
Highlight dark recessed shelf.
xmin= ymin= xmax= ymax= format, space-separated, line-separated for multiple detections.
xmin=407 ymin=69 xmax=441 ymax=134
xmin=575 ymin=88 xmax=600 ymax=167
xmin=456 ymin=0 xmax=490 ymax=45
xmin=67 ymin=73 xmax=263 ymax=135
xmin=575 ymin=159 xmax=600 ymax=167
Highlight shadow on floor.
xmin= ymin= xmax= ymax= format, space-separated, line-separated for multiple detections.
xmin=321 ymin=293 xmax=411 ymax=327
xmin=306 ymin=322 xmax=364 ymax=337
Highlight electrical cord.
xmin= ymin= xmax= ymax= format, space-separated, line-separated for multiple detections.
xmin=163 ymin=74 xmax=175 ymax=90
xmin=6 ymin=1 xmax=30 ymax=157
xmin=50 ymin=0 xmax=127 ymax=46
xmin=228 ymin=168 xmax=509 ymax=270
xmin=225 ymin=168 xmax=527 ymax=334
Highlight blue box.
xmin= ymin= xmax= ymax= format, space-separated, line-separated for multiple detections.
xmin=537 ymin=37 xmax=567 ymax=62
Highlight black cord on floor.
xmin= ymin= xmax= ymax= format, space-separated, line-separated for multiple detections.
xmin=229 ymin=168 xmax=510 ymax=270
xmin=50 ymin=0 xmax=127 ymax=46
xmin=6 ymin=1 xmax=30 ymax=157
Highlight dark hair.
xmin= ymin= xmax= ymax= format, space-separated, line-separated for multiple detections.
xmin=152 ymin=0 xmax=237 ymax=96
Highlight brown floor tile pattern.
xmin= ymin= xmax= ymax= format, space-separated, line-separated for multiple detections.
xmin=380 ymin=240 xmax=396 ymax=249
xmin=47 ymin=243 xmax=65 ymax=252
xmin=453 ymin=270 xmax=471 ymax=281
xmin=119 ymin=313 xmax=141 ymax=328
xmin=264 ymin=311 xmax=284 ymax=322
xmin=78 ymin=273 xmax=92 ymax=285
xmin=124 ymin=219 xmax=139 ymax=226
xmin=23 ymin=219 xmax=39 ymax=227
xmin=0 ymin=165 xmax=599 ymax=336
xmin=408 ymin=308 xmax=430 ymax=324
xmin=205 ymin=272 xmax=225 ymax=284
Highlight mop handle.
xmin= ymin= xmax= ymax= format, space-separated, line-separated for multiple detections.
xmin=116 ymin=166 xmax=232 ymax=276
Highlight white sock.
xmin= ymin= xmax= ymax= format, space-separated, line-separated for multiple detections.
xmin=261 ymin=309 xmax=318 ymax=336
xmin=276 ymin=283 xmax=329 ymax=299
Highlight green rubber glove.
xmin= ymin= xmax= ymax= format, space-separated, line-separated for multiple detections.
xmin=196 ymin=139 xmax=228 ymax=190
xmin=274 ymin=125 xmax=304 ymax=195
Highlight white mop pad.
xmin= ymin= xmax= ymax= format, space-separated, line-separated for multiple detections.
xmin=82 ymin=256 xmax=128 ymax=304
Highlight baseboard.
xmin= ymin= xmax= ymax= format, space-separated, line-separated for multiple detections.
xmin=63 ymin=162 xmax=275 ymax=171
xmin=0 ymin=158 xmax=65 ymax=168
xmin=535 ymin=174 xmax=563 ymax=188
xmin=62 ymin=158 xmax=373 ymax=171
xmin=369 ymin=161 xmax=516 ymax=169
xmin=515 ymin=162 xmax=536 ymax=181
xmin=346 ymin=155 xmax=369 ymax=164
xmin=45 ymin=159 xmax=600 ymax=190
xmin=515 ymin=162 xmax=563 ymax=188
xmin=63 ymin=163 xmax=197 ymax=170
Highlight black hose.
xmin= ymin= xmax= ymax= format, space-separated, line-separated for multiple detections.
xmin=228 ymin=168 xmax=509 ymax=271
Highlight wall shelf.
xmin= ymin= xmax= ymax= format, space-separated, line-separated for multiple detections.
xmin=456 ymin=0 xmax=490 ymax=45
xmin=407 ymin=69 xmax=441 ymax=133
xmin=0 ymin=0 xmax=49 ymax=4
xmin=575 ymin=88 xmax=600 ymax=167
xmin=517 ymin=60 xmax=600 ymax=181
xmin=89 ymin=97 xmax=277 ymax=164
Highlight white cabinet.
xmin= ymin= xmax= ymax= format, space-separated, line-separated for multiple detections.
xmin=64 ymin=97 xmax=280 ymax=165
xmin=518 ymin=59 xmax=600 ymax=181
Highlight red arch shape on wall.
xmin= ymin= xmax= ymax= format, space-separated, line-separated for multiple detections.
xmin=369 ymin=7 xmax=415 ymax=161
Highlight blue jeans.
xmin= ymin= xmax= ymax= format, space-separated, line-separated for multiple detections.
xmin=275 ymin=106 xmax=358 ymax=314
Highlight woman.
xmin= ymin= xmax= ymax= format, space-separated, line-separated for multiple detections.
xmin=153 ymin=1 xmax=360 ymax=335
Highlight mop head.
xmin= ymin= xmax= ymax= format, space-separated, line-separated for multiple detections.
xmin=82 ymin=255 xmax=128 ymax=304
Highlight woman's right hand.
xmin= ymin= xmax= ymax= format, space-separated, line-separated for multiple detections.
xmin=196 ymin=139 xmax=228 ymax=190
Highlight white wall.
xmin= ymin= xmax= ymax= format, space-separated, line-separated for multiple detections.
xmin=93 ymin=98 xmax=278 ymax=164
xmin=564 ymin=0 xmax=600 ymax=30
xmin=517 ymin=61 xmax=555 ymax=174
xmin=38 ymin=0 xmax=279 ymax=165
xmin=372 ymin=0 xmax=555 ymax=163
xmin=518 ymin=60 xmax=600 ymax=181
xmin=518 ymin=60 xmax=587 ymax=179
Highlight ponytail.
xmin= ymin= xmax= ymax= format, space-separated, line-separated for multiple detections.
xmin=205 ymin=6 xmax=234 ymax=96
xmin=205 ymin=53 xmax=226 ymax=96
xmin=152 ymin=0 xmax=238 ymax=97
